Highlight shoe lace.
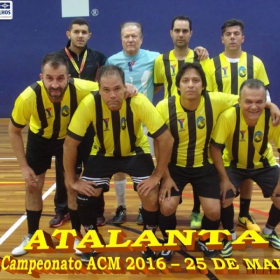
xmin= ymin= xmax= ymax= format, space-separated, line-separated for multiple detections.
xmin=21 ymin=236 xmax=30 ymax=246
xmin=246 ymin=215 xmax=256 ymax=224
xmin=116 ymin=206 xmax=125 ymax=215
xmin=191 ymin=212 xmax=199 ymax=222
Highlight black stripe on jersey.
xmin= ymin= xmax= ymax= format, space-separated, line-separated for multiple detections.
xmin=247 ymin=53 xmax=253 ymax=79
xmin=194 ymin=52 xmax=199 ymax=63
xmin=247 ymin=126 xmax=255 ymax=169
xmin=213 ymin=56 xmax=223 ymax=92
xmin=202 ymin=92 xmax=213 ymax=165
xmin=112 ymin=110 xmax=121 ymax=157
xmin=259 ymin=108 xmax=270 ymax=167
xmin=94 ymin=93 xmax=106 ymax=155
xmin=186 ymin=110 xmax=196 ymax=166
xmin=230 ymin=63 xmax=238 ymax=95
xmin=51 ymin=102 xmax=61 ymax=139
xmin=125 ymin=98 xmax=137 ymax=153
xmin=168 ymin=96 xmax=179 ymax=163
xmin=178 ymin=60 xmax=185 ymax=71
xmin=231 ymin=105 xmax=240 ymax=167
xmin=32 ymin=82 xmax=47 ymax=136
xmin=163 ymin=52 xmax=173 ymax=98
xmin=69 ymin=78 xmax=78 ymax=119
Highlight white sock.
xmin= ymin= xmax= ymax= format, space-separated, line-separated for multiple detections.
xmin=114 ymin=179 xmax=126 ymax=207
xmin=230 ymin=231 xmax=237 ymax=240
xmin=139 ymin=202 xmax=142 ymax=210
xmin=262 ymin=226 xmax=274 ymax=235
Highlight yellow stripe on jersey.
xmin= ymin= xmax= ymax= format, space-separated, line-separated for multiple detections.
xmin=211 ymin=106 xmax=280 ymax=169
xmin=68 ymin=93 xmax=166 ymax=157
xmin=11 ymin=78 xmax=98 ymax=139
xmin=154 ymin=49 xmax=209 ymax=98
xmin=156 ymin=92 xmax=238 ymax=167
xmin=205 ymin=52 xmax=269 ymax=94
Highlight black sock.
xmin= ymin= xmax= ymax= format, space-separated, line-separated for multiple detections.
xmin=77 ymin=199 xmax=98 ymax=231
xmin=239 ymin=198 xmax=251 ymax=217
xmin=158 ymin=211 xmax=176 ymax=241
xmin=201 ymin=215 xmax=220 ymax=230
xmin=192 ymin=189 xmax=201 ymax=213
xmin=26 ymin=209 xmax=42 ymax=235
xmin=68 ymin=208 xmax=81 ymax=233
xmin=266 ymin=204 xmax=280 ymax=228
xmin=221 ymin=204 xmax=234 ymax=231
xmin=141 ymin=208 xmax=158 ymax=233
xmin=97 ymin=192 xmax=105 ymax=216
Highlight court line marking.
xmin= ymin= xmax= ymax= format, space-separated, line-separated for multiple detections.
xmin=0 ymin=183 xmax=56 ymax=245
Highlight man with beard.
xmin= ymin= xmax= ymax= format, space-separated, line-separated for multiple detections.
xmin=8 ymin=52 xmax=98 ymax=256
xmin=50 ymin=18 xmax=107 ymax=229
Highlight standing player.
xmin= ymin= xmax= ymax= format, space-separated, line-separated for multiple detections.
xmin=206 ymin=18 xmax=271 ymax=233
xmin=106 ymin=21 xmax=208 ymax=225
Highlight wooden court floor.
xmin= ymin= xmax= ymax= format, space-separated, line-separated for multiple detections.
xmin=0 ymin=118 xmax=279 ymax=280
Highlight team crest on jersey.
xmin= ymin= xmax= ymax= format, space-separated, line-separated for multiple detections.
xmin=45 ymin=108 xmax=53 ymax=119
xmin=254 ymin=131 xmax=263 ymax=142
xmin=239 ymin=130 xmax=246 ymax=141
xmin=61 ymin=105 xmax=70 ymax=117
xmin=177 ymin=118 xmax=185 ymax=131
xmin=170 ymin=64 xmax=177 ymax=76
xmin=196 ymin=116 xmax=205 ymax=129
xmin=121 ymin=117 xmax=127 ymax=130
xmin=103 ymin=118 xmax=110 ymax=131
xmin=238 ymin=66 xmax=247 ymax=78
xmin=222 ymin=66 xmax=228 ymax=78
xmin=128 ymin=60 xmax=136 ymax=72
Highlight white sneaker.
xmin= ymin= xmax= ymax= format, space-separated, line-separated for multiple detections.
xmin=11 ymin=235 xmax=30 ymax=256
xmin=74 ymin=238 xmax=82 ymax=255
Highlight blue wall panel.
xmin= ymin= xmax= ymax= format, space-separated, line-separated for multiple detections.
xmin=0 ymin=0 xmax=279 ymax=117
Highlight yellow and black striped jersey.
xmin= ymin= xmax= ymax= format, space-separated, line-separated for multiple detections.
xmin=206 ymin=52 xmax=269 ymax=94
xmin=11 ymin=78 xmax=98 ymax=139
xmin=67 ymin=93 xmax=167 ymax=157
xmin=154 ymin=49 xmax=209 ymax=98
xmin=211 ymin=106 xmax=280 ymax=169
xmin=156 ymin=92 xmax=238 ymax=167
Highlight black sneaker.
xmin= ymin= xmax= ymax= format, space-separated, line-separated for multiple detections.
xmin=81 ymin=251 xmax=99 ymax=263
xmin=113 ymin=205 xmax=126 ymax=224
xmin=136 ymin=208 xmax=143 ymax=225
xmin=96 ymin=215 xmax=106 ymax=226
xmin=158 ymin=250 xmax=173 ymax=262
xmin=198 ymin=240 xmax=217 ymax=259
xmin=49 ymin=212 xmax=70 ymax=228
xmin=141 ymin=247 xmax=157 ymax=263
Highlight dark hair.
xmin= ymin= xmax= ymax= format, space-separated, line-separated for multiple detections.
xmin=221 ymin=18 xmax=244 ymax=35
xmin=41 ymin=52 xmax=69 ymax=73
xmin=120 ymin=22 xmax=143 ymax=37
xmin=239 ymin=78 xmax=266 ymax=99
xmin=68 ymin=18 xmax=90 ymax=32
xmin=97 ymin=65 xmax=125 ymax=85
xmin=175 ymin=63 xmax=207 ymax=95
xmin=171 ymin=15 xmax=192 ymax=31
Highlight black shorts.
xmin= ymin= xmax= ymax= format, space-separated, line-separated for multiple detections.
xmin=82 ymin=153 xmax=154 ymax=192
xmin=226 ymin=165 xmax=280 ymax=198
xmin=26 ymin=130 xmax=64 ymax=175
xmin=167 ymin=163 xmax=220 ymax=199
